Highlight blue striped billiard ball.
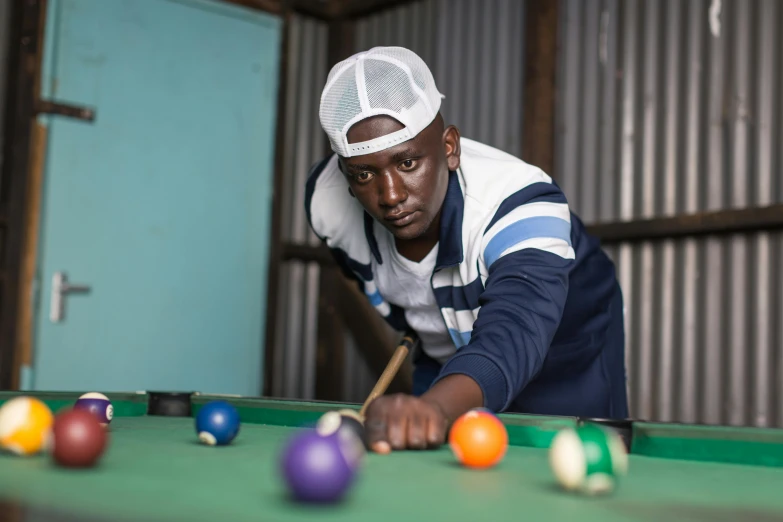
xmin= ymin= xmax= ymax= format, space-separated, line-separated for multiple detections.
xmin=74 ymin=393 xmax=113 ymax=427
xmin=195 ymin=401 xmax=240 ymax=446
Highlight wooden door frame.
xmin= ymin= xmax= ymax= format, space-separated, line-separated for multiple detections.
xmin=0 ymin=0 xmax=45 ymax=390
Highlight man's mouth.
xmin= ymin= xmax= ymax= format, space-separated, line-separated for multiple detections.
xmin=384 ymin=210 xmax=417 ymax=227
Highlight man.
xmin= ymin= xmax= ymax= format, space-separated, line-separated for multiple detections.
xmin=305 ymin=47 xmax=627 ymax=454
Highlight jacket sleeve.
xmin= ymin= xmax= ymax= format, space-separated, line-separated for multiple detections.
xmin=432 ymin=181 xmax=575 ymax=411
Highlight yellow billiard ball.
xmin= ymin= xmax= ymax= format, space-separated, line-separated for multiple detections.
xmin=0 ymin=396 xmax=54 ymax=456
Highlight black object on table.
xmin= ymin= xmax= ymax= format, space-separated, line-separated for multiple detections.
xmin=146 ymin=392 xmax=193 ymax=417
xmin=577 ymin=417 xmax=634 ymax=452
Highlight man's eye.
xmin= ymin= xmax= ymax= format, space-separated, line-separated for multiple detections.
xmin=355 ymin=172 xmax=372 ymax=182
xmin=401 ymin=159 xmax=415 ymax=169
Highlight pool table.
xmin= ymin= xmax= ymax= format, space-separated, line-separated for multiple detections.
xmin=1 ymin=391 xmax=783 ymax=522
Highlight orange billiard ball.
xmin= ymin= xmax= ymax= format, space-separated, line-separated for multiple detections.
xmin=448 ymin=409 xmax=508 ymax=469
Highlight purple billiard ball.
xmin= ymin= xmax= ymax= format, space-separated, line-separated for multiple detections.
xmin=280 ymin=430 xmax=355 ymax=503
xmin=74 ymin=392 xmax=113 ymax=427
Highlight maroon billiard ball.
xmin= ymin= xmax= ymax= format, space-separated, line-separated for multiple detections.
xmin=50 ymin=408 xmax=108 ymax=467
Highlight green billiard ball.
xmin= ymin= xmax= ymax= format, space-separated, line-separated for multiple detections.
xmin=549 ymin=424 xmax=628 ymax=495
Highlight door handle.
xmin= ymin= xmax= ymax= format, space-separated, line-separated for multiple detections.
xmin=50 ymin=271 xmax=91 ymax=323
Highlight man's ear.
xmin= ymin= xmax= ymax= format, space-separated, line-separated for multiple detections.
xmin=443 ymin=125 xmax=461 ymax=171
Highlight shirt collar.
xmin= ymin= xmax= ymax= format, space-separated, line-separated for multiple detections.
xmin=434 ymin=170 xmax=464 ymax=269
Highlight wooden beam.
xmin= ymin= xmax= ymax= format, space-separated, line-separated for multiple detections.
xmin=220 ymin=0 xmax=334 ymax=20
xmin=331 ymin=273 xmax=412 ymax=394
xmin=287 ymin=0 xmax=337 ymax=20
xmin=588 ymin=204 xmax=783 ymax=244
xmin=0 ymin=0 xmax=44 ymax=390
xmin=327 ymin=13 xmax=355 ymax=69
xmin=222 ymin=0 xmax=421 ymax=21
xmin=282 ymin=242 xmax=335 ymax=265
xmin=221 ymin=0 xmax=285 ymax=15
xmin=284 ymin=203 xmax=783 ymax=254
xmin=522 ymin=0 xmax=559 ymax=177
xmin=339 ymin=0 xmax=419 ymax=19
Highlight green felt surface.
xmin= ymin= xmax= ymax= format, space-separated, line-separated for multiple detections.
xmin=2 ymin=416 xmax=783 ymax=522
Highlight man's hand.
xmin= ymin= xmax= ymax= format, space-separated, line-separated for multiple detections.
xmin=364 ymin=394 xmax=449 ymax=453
xmin=363 ymin=374 xmax=484 ymax=453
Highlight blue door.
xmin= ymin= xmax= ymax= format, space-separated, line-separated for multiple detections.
xmin=30 ymin=0 xmax=281 ymax=395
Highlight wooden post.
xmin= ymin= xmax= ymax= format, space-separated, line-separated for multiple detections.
xmin=0 ymin=0 xmax=46 ymax=390
xmin=315 ymin=266 xmax=346 ymax=401
xmin=522 ymin=0 xmax=559 ymax=177
xmin=12 ymin=121 xmax=47 ymax=389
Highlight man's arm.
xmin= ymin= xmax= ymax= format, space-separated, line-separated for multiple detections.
xmin=365 ymin=247 xmax=572 ymax=453
xmin=431 ymin=180 xmax=574 ymax=411
xmin=432 ymin=246 xmax=571 ymax=411
xmin=364 ymin=180 xmax=574 ymax=452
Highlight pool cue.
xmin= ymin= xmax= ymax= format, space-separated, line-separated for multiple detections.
xmin=358 ymin=330 xmax=418 ymax=419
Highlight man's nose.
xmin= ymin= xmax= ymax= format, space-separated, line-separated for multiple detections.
xmin=378 ymin=171 xmax=408 ymax=207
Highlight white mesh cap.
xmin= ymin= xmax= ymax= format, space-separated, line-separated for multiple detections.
xmin=319 ymin=46 xmax=445 ymax=157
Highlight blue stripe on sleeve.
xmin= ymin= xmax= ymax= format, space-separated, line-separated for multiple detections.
xmin=448 ymin=329 xmax=472 ymax=348
xmin=485 ymin=182 xmax=568 ymax=231
xmin=366 ymin=289 xmax=383 ymax=307
xmin=484 ymin=216 xmax=572 ymax=268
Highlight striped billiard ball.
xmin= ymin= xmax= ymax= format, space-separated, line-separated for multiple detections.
xmin=549 ymin=424 xmax=628 ymax=495
xmin=74 ymin=392 xmax=113 ymax=427
xmin=0 ymin=396 xmax=54 ymax=456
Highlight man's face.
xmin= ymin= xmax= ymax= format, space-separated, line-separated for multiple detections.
xmin=339 ymin=115 xmax=460 ymax=241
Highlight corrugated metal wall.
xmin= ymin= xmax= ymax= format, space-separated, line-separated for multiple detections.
xmin=271 ymin=14 xmax=329 ymax=400
xmin=356 ymin=0 xmax=526 ymax=157
xmin=271 ymin=14 xmax=378 ymax=403
xmin=557 ymin=0 xmax=783 ymax=426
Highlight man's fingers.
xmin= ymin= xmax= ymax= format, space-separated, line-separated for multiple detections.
xmin=363 ymin=395 xmax=449 ymax=452
xmin=371 ymin=440 xmax=391 ymax=454
xmin=426 ymin=410 xmax=446 ymax=447
xmin=387 ymin=413 xmax=408 ymax=450
xmin=365 ymin=416 xmax=390 ymax=454
xmin=407 ymin=414 xmax=427 ymax=449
